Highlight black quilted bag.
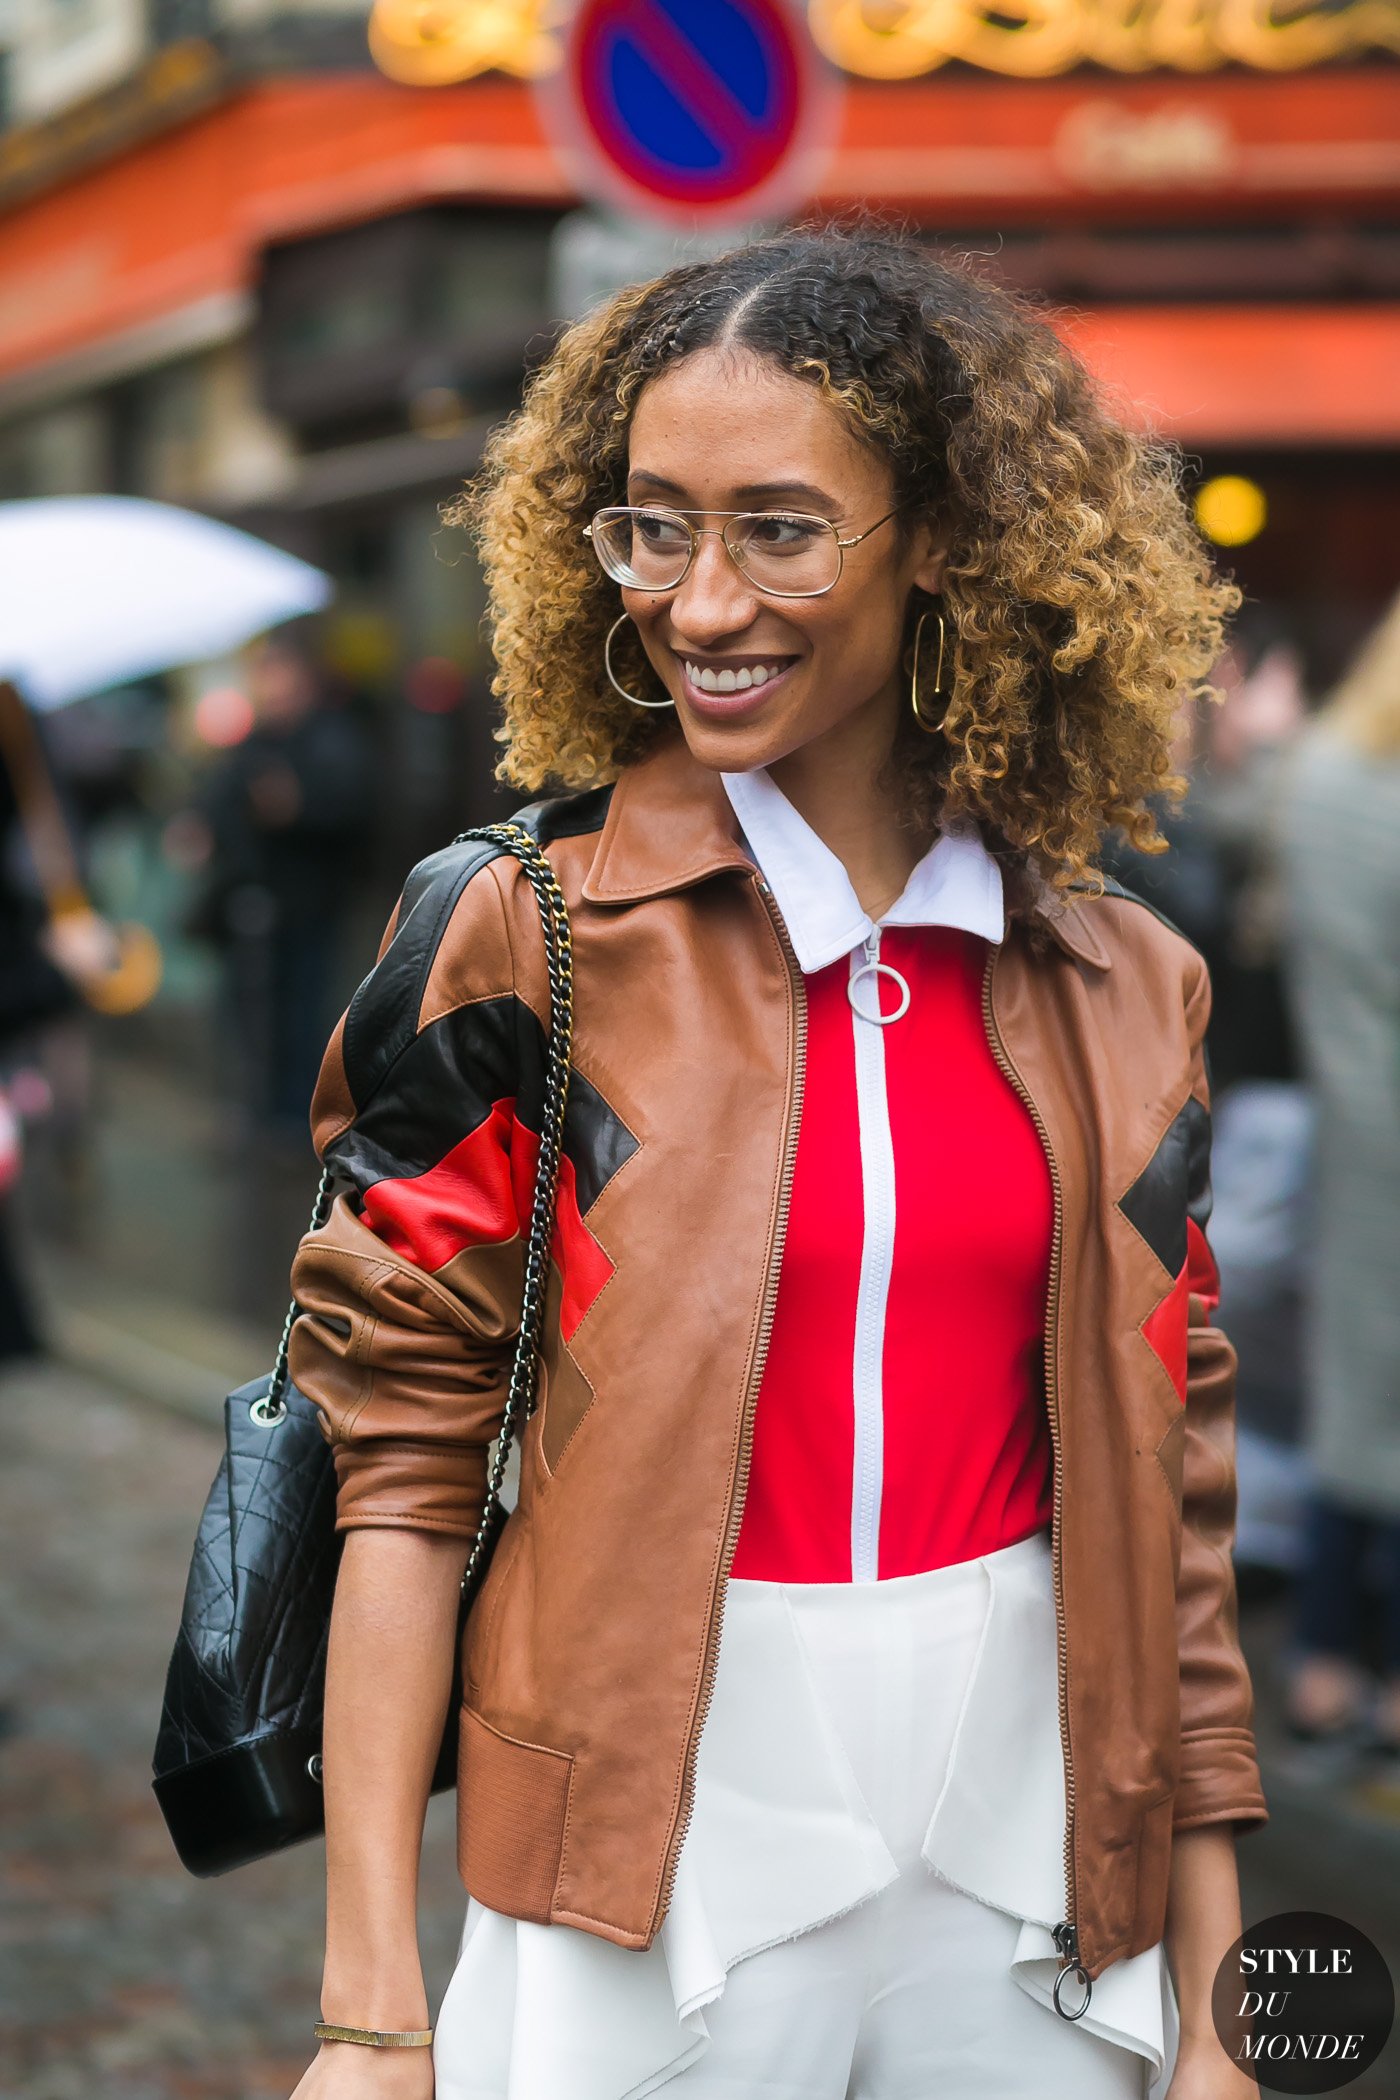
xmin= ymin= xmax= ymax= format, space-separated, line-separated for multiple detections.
xmin=151 ymin=825 xmax=574 ymax=1876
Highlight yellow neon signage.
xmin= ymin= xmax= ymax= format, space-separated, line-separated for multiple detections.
xmin=807 ymin=0 xmax=1400 ymax=79
xmin=368 ymin=0 xmax=561 ymax=87
xmin=367 ymin=0 xmax=1400 ymax=85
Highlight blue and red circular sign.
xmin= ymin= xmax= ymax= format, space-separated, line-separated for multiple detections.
xmin=544 ymin=0 xmax=838 ymax=226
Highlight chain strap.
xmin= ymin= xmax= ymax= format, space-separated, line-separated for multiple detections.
xmin=452 ymin=823 xmax=574 ymax=1596
xmin=251 ymin=821 xmax=575 ymax=1609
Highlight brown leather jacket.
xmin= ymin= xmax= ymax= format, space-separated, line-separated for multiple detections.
xmin=288 ymin=732 xmax=1268 ymax=1988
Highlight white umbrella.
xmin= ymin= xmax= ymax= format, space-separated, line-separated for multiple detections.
xmin=0 ymin=495 xmax=332 ymax=711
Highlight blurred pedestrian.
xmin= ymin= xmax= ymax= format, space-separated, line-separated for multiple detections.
xmin=0 ymin=767 xmax=73 ymax=1358
xmin=282 ymin=227 xmax=1264 ymax=2100
xmin=1277 ymin=592 xmax=1400 ymax=1771
xmin=186 ymin=633 xmax=375 ymax=1140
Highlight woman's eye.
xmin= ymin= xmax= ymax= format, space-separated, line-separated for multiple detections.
xmin=747 ymin=514 xmax=825 ymax=551
xmin=635 ymin=511 xmax=689 ymax=550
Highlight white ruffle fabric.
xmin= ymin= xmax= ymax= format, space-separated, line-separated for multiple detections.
xmin=433 ymin=1529 xmax=1179 ymax=2100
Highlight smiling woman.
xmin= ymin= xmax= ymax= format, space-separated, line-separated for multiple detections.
xmin=451 ymin=221 xmax=1236 ymax=898
xmin=285 ymin=223 xmax=1264 ymax=2100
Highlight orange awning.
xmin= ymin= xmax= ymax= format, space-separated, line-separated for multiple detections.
xmin=1060 ymin=306 xmax=1400 ymax=447
xmin=0 ymin=70 xmax=1395 ymax=444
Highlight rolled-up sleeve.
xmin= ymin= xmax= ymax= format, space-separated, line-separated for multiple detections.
xmin=288 ymin=1191 xmax=518 ymax=1534
xmin=1172 ymin=949 xmax=1269 ymax=1836
xmin=286 ymin=848 xmax=525 ymax=1537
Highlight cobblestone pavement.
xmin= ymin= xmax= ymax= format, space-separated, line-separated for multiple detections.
xmin=4 ymin=1352 xmax=1399 ymax=2097
xmin=0 ymin=1359 xmax=466 ymax=2100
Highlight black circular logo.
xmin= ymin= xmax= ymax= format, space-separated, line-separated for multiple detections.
xmin=1211 ymin=1911 xmax=1394 ymax=2092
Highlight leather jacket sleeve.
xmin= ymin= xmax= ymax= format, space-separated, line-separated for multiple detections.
xmin=1172 ymin=949 xmax=1269 ymax=1835
xmin=286 ymin=852 xmax=523 ymax=1538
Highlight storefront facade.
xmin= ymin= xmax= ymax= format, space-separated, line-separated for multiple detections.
xmin=0 ymin=24 xmax=1395 ymax=715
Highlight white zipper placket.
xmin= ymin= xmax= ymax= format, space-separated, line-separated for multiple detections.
xmin=848 ymin=925 xmax=899 ymax=1585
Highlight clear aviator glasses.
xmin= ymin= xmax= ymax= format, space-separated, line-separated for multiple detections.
xmin=584 ymin=504 xmax=900 ymax=600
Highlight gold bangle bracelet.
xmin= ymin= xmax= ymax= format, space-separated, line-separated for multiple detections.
xmin=313 ymin=2022 xmax=434 ymax=2048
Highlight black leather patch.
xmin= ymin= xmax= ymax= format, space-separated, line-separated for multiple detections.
xmin=1117 ymin=1094 xmax=1212 ymax=1279
xmin=329 ymin=992 xmax=638 ymax=1218
xmin=340 ymin=784 xmax=614 ymax=1111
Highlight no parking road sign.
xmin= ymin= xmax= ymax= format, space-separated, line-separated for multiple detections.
xmin=542 ymin=0 xmax=841 ymax=227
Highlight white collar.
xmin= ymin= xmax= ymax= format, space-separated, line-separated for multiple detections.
xmin=719 ymin=764 xmax=1005 ymax=974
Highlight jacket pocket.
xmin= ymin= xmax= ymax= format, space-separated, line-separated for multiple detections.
xmin=457 ymin=1705 xmax=573 ymax=1924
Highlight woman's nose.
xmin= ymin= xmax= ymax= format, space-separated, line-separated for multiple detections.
xmin=669 ymin=530 xmax=758 ymax=643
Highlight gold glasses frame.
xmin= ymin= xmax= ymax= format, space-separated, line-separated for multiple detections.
xmin=583 ymin=504 xmax=901 ymax=600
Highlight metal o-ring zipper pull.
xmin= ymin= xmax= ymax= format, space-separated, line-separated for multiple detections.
xmin=1051 ymin=1920 xmax=1092 ymax=2020
xmin=847 ymin=926 xmax=910 ymax=1025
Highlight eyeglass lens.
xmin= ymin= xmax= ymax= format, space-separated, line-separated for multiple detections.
xmin=591 ymin=508 xmax=842 ymax=596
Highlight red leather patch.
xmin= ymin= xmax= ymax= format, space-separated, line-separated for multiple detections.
xmin=510 ymin=1121 xmax=614 ymax=1343
xmin=1186 ymin=1215 xmax=1221 ymax=1318
xmin=361 ymin=1095 xmax=615 ymax=1344
xmin=1140 ymin=1260 xmax=1191 ymax=1403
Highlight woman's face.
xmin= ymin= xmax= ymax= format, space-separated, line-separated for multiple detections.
xmin=620 ymin=348 xmax=945 ymax=775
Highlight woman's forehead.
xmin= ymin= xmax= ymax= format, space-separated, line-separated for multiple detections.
xmin=627 ymin=351 xmax=887 ymax=505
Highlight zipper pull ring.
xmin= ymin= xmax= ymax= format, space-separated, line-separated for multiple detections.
xmin=847 ymin=924 xmax=911 ymax=1026
xmin=1051 ymin=1921 xmax=1092 ymax=2021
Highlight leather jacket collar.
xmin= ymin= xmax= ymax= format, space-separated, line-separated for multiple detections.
xmin=581 ymin=728 xmax=1112 ymax=972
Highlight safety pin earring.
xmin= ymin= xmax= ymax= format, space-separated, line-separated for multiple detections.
xmin=605 ymin=614 xmax=676 ymax=710
xmin=910 ymin=607 xmax=953 ymax=733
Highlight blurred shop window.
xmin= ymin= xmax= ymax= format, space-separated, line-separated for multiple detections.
xmin=108 ymin=359 xmax=205 ymax=505
xmin=427 ymin=215 xmax=554 ymax=361
xmin=150 ymin=0 xmax=213 ymax=39
xmin=254 ymin=207 xmax=556 ymax=442
xmin=99 ymin=346 xmax=292 ymax=511
xmin=0 ymin=401 xmax=108 ymax=499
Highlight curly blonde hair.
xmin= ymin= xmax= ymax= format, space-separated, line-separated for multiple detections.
xmin=449 ymin=223 xmax=1237 ymax=893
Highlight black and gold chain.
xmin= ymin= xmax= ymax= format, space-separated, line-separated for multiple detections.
xmin=256 ymin=819 xmax=575 ymax=1620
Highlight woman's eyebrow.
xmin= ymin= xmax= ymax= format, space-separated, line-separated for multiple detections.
xmin=626 ymin=471 xmax=841 ymax=513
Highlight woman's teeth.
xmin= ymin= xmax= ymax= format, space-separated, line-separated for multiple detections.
xmin=684 ymin=662 xmax=784 ymax=694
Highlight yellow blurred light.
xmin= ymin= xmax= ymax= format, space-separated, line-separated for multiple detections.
xmin=1194 ymin=476 xmax=1267 ymax=548
xmin=326 ymin=611 xmax=398 ymax=683
xmin=368 ymin=0 xmax=558 ymax=86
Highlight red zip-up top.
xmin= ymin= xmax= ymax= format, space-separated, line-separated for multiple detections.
xmin=722 ymin=766 xmax=1056 ymax=1585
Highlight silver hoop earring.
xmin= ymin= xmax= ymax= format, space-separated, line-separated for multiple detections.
xmin=605 ymin=614 xmax=675 ymax=710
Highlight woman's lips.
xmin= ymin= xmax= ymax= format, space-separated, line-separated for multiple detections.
xmin=673 ymin=656 xmax=798 ymax=719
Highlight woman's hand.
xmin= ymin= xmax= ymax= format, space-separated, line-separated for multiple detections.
xmin=1164 ymin=2036 xmax=1256 ymax=2099
xmin=290 ymin=2041 xmax=434 ymax=2098
xmin=1164 ymin=1824 xmax=1256 ymax=2100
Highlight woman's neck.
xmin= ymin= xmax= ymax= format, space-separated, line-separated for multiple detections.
xmin=765 ymin=701 xmax=928 ymax=923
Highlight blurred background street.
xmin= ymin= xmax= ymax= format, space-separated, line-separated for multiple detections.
xmin=0 ymin=1 xmax=1396 ymax=2094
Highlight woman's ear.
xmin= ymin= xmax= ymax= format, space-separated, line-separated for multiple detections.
xmin=909 ymin=522 xmax=948 ymax=596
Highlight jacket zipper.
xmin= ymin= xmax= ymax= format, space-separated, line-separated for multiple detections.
xmin=979 ymin=945 xmax=1090 ymax=2018
xmin=848 ymin=926 xmax=897 ymax=1585
xmin=652 ymin=871 xmax=809 ymax=1934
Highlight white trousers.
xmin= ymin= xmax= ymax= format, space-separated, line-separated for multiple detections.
xmin=656 ymin=1854 xmax=1146 ymax=2099
xmin=435 ymin=1536 xmax=1176 ymax=2100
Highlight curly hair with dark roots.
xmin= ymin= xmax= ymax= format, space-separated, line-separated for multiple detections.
xmin=447 ymin=223 xmax=1237 ymax=894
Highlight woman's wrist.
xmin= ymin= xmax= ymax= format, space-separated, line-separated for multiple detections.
xmin=320 ymin=1962 xmax=430 ymax=2031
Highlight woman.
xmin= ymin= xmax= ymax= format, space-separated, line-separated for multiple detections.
xmin=1277 ymin=595 xmax=1400 ymax=1771
xmin=286 ymin=228 xmax=1266 ymax=2100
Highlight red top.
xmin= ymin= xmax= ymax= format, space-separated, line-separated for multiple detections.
xmin=730 ymin=923 xmax=1056 ymax=1583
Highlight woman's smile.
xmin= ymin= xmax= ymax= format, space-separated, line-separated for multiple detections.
xmin=673 ymin=648 xmax=801 ymax=718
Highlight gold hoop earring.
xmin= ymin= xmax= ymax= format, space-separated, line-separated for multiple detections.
xmin=604 ymin=614 xmax=675 ymax=710
xmin=910 ymin=607 xmax=953 ymax=734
